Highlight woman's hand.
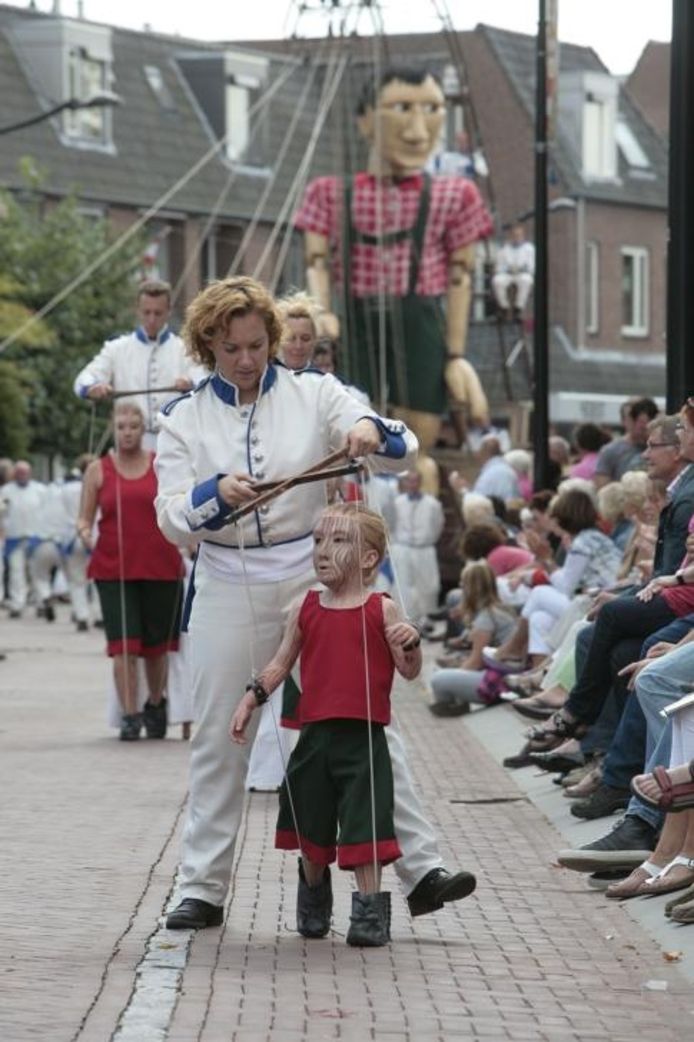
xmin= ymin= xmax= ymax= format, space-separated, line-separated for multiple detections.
xmin=448 ymin=470 xmax=469 ymax=494
xmin=345 ymin=418 xmax=381 ymax=458
xmin=217 ymin=473 xmax=258 ymax=507
xmin=229 ymin=691 xmax=257 ymax=744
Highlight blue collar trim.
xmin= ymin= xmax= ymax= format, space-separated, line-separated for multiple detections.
xmin=135 ymin=325 xmax=171 ymax=345
xmin=210 ymin=363 xmax=277 ymax=407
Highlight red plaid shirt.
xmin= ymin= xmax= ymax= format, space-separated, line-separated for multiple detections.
xmin=294 ymin=172 xmax=493 ymax=298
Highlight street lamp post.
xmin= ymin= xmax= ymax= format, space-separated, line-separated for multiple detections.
xmin=533 ymin=0 xmax=550 ymax=490
xmin=0 ymin=91 xmax=121 ymax=136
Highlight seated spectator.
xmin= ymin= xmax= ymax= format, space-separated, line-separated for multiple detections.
xmin=492 ymin=488 xmax=623 ymax=668
xmin=428 ymin=561 xmax=517 ymax=716
xmin=593 ymin=397 xmax=658 ymax=488
xmin=449 ymin=436 xmax=520 ymax=504
xmin=569 ymin=423 xmax=611 ymax=481
xmin=492 ymin=222 xmax=535 ymax=318
xmin=597 ymin=482 xmax=635 ymax=553
xmin=505 ymin=449 xmax=533 ymax=501
xmin=462 ymin=524 xmax=533 ymax=577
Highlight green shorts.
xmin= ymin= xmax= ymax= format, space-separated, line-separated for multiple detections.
xmin=95 ymin=579 xmax=183 ymax=657
xmin=275 ymin=719 xmax=401 ymax=869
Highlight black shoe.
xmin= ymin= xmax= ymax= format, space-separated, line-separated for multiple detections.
xmin=407 ymin=867 xmax=477 ymax=918
xmin=76 ymin=620 xmax=89 ymax=632
xmin=557 ymin=815 xmax=659 ymax=872
xmin=119 ymin=713 xmax=142 ymax=741
xmin=297 ymin=859 xmax=332 ymax=938
xmin=503 ymin=742 xmax=535 ymax=769
xmin=346 ymin=891 xmax=391 ymax=947
xmin=586 ymin=869 xmax=630 ymax=890
xmin=528 ymin=750 xmax=585 ymax=774
xmin=43 ymin=601 xmax=55 ymax=622
xmin=8 ymin=610 xmax=21 ymax=619
xmin=143 ymin=698 xmax=168 ymax=739
xmin=166 ymin=897 xmax=223 ymax=930
xmin=570 ymin=783 xmax=631 ymax=820
xmin=428 ymin=701 xmax=470 ymax=717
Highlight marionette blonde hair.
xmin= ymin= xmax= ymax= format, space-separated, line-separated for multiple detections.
xmin=319 ymin=502 xmax=388 ymax=584
xmin=113 ymin=401 xmax=145 ymax=427
xmin=182 ymin=276 xmax=284 ymax=370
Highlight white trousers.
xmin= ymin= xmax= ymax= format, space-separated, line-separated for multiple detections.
xmin=245 ymin=684 xmax=298 ymax=791
xmin=670 ymin=705 xmax=694 ymax=768
xmin=492 ymin=272 xmax=534 ymax=310
xmin=29 ymin=540 xmax=61 ymax=603
xmin=521 ymin=585 xmax=570 ymax=656
xmin=180 ymin=559 xmax=443 ymax=905
xmin=62 ymin=545 xmax=90 ymax=623
xmin=7 ymin=543 xmax=30 ymax=612
xmin=390 ymin=544 xmax=440 ymax=625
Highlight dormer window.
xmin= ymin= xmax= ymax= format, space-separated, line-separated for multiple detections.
xmin=65 ymin=46 xmax=108 ymax=143
xmin=10 ymin=17 xmax=115 ymax=152
xmin=559 ymin=70 xmax=618 ymax=183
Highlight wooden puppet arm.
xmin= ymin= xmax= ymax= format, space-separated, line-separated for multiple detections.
xmin=444 ymin=244 xmax=489 ymax=426
xmin=383 ymin=598 xmax=422 ymax=680
xmin=304 ymin=231 xmax=340 ymax=338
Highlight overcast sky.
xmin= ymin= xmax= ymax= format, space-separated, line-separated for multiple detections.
xmin=12 ymin=1 xmax=672 ymax=76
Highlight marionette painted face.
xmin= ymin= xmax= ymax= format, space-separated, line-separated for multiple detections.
xmin=358 ymin=75 xmax=445 ymax=177
xmin=312 ymin=513 xmax=380 ymax=589
xmin=209 ymin=310 xmax=270 ymax=400
xmin=283 ymin=316 xmax=316 ymax=371
xmin=137 ymin=293 xmax=171 ymax=340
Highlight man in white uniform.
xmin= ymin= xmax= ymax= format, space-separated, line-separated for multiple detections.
xmin=3 ymin=461 xmax=45 ymax=617
xmin=73 ymin=280 xmax=202 ymax=449
xmin=492 ymin=222 xmax=535 ymax=317
xmin=390 ymin=471 xmax=444 ymax=627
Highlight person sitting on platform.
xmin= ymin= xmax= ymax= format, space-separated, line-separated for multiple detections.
xmin=491 ymin=223 xmax=535 ymax=320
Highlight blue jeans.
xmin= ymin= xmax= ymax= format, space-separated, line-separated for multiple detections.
xmin=625 ymin=630 xmax=694 ymax=828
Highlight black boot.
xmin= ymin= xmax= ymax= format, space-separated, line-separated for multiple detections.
xmin=297 ymin=859 xmax=332 ymax=938
xmin=346 ymin=891 xmax=391 ymax=947
xmin=143 ymin=697 xmax=168 ymax=739
xmin=119 ymin=713 xmax=142 ymax=741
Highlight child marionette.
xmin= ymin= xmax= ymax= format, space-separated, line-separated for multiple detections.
xmin=230 ymin=502 xmax=422 ymax=946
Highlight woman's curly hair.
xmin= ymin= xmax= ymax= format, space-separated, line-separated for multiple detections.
xmin=182 ymin=276 xmax=284 ymax=370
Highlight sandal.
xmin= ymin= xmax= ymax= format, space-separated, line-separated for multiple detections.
xmin=525 ymin=710 xmax=587 ymax=752
xmin=642 ymin=855 xmax=694 ymax=896
xmin=605 ymin=860 xmax=663 ymax=900
xmin=630 ymin=760 xmax=694 ymax=811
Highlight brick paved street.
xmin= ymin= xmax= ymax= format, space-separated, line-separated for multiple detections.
xmin=2 ymin=610 xmax=694 ymax=1042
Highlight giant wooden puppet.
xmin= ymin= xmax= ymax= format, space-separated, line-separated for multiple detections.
xmin=295 ymin=67 xmax=493 ymax=490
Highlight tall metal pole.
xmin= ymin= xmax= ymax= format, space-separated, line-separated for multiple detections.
xmin=533 ymin=0 xmax=550 ymax=488
xmin=666 ymin=0 xmax=694 ymax=407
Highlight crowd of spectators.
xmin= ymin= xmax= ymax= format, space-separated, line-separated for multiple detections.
xmin=423 ymin=394 xmax=694 ymax=926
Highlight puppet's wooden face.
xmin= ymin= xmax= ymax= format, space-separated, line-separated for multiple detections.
xmin=358 ymin=75 xmax=445 ymax=176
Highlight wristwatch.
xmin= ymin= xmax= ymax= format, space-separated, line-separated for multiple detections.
xmin=675 ymin=571 xmax=686 ymax=586
xmin=246 ymin=680 xmax=269 ymax=706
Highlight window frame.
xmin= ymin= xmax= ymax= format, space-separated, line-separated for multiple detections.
xmin=620 ymin=246 xmax=650 ymax=338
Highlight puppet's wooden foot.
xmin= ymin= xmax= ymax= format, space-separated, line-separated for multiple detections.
xmin=445 ymin=357 xmax=490 ymax=428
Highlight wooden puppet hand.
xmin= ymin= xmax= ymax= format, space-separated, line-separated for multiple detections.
xmin=385 ymin=621 xmax=421 ymax=652
xmin=229 ymin=691 xmax=257 ymax=744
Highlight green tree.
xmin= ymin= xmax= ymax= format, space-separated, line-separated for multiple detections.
xmin=0 ymin=178 xmax=144 ymax=464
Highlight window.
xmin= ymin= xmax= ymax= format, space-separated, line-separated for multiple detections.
xmin=144 ymin=65 xmax=176 ymax=111
xmin=225 ymin=78 xmax=253 ymax=162
xmin=585 ymin=241 xmax=599 ymax=335
xmin=64 ymin=46 xmax=109 ymax=143
xmin=621 ymin=247 xmax=649 ymax=336
xmin=616 ymin=120 xmax=650 ymax=169
xmin=583 ymin=95 xmax=617 ymax=180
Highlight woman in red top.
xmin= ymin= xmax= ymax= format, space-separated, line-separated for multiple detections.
xmin=78 ymin=403 xmax=183 ymax=741
xmin=230 ymin=503 xmax=422 ymax=947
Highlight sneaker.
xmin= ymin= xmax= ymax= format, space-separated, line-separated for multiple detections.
xmin=143 ymin=698 xmax=168 ymax=739
xmin=557 ymin=815 xmax=658 ymax=872
xmin=76 ymin=620 xmax=89 ymax=633
xmin=428 ymin=701 xmax=470 ymax=717
xmin=570 ymin=783 xmax=631 ymax=820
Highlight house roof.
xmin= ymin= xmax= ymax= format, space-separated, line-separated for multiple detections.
xmin=625 ymin=40 xmax=670 ymax=141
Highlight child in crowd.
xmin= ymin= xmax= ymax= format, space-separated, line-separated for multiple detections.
xmin=429 ymin=560 xmax=517 ymax=715
xmin=230 ymin=503 xmax=422 ymax=947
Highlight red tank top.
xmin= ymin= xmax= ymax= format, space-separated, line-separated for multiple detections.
xmin=298 ymin=590 xmax=394 ymax=725
xmin=88 ymin=453 xmax=183 ymax=581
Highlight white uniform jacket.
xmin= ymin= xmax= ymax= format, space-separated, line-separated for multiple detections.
xmin=155 ymin=362 xmax=418 ymax=551
xmin=495 ymin=241 xmax=536 ymax=277
xmin=3 ymin=480 xmax=46 ymax=541
xmin=73 ymin=326 xmax=203 ymax=433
